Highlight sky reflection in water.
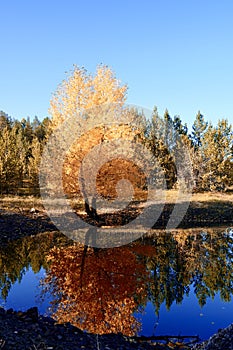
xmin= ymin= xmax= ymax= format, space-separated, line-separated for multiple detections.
xmin=0 ymin=227 xmax=232 ymax=341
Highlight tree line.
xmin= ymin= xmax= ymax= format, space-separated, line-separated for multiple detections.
xmin=0 ymin=111 xmax=50 ymax=194
xmin=0 ymin=105 xmax=232 ymax=195
xmin=146 ymin=108 xmax=233 ymax=191
xmin=0 ymin=65 xmax=232 ymax=196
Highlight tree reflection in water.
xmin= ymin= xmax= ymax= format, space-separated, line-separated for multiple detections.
xmin=0 ymin=231 xmax=70 ymax=300
xmin=0 ymin=227 xmax=233 ymax=336
xmin=42 ymin=243 xmax=150 ymax=335
xmin=144 ymin=227 xmax=233 ymax=313
xmin=42 ymin=227 xmax=233 ymax=336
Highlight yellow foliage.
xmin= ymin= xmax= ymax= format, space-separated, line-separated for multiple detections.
xmin=49 ymin=65 xmax=127 ymax=129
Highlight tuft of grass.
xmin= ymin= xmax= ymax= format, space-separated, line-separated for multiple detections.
xmin=0 ymin=195 xmax=43 ymax=212
xmin=0 ymin=190 xmax=232 ymax=214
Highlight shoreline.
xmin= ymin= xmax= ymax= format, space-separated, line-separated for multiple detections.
xmin=0 ymin=306 xmax=232 ymax=349
xmin=0 ymin=191 xmax=232 ymax=245
xmin=0 ymin=307 xmax=161 ymax=349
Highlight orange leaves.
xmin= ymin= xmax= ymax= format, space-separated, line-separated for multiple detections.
xmin=62 ymin=123 xmax=147 ymax=201
xmin=44 ymin=244 xmax=149 ymax=335
xmin=131 ymin=244 xmax=157 ymax=258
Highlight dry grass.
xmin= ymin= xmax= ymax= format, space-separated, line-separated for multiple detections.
xmin=0 ymin=195 xmax=43 ymax=212
xmin=191 ymin=191 xmax=233 ymax=203
xmin=0 ymin=190 xmax=232 ymax=213
xmin=165 ymin=189 xmax=233 ymax=204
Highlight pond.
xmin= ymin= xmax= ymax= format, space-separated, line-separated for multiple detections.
xmin=0 ymin=227 xmax=233 ymax=342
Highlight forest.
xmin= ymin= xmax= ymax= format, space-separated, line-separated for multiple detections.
xmin=0 ymin=107 xmax=232 ymax=196
xmin=0 ymin=66 xmax=232 ymax=196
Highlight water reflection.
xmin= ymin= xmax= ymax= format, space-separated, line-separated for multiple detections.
xmin=41 ymin=227 xmax=233 ymax=335
xmin=145 ymin=227 xmax=233 ymax=311
xmin=0 ymin=231 xmax=70 ymax=300
xmin=42 ymin=244 xmax=149 ymax=335
xmin=0 ymin=227 xmax=233 ymax=337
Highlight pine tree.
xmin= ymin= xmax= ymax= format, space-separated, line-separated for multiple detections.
xmin=21 ymin=117 xmax=34 ymax=143
xmin=201 ymin=119 xmax=233 ymax=190
xmin=32 ymin=116 xmax=51 ymax=143
xmin=0 ymin=125 xmax=27 ymax=193
xmin=190 ymin=112 xmax=208 ymax=190
xmin=147 ymin=107 xmax=176 ymax=189
xmin=0 ymin=111 xmax=12 ymax=131
xmin=191 ymin=111 xmax=208 ymax=149
xmin=173 ymin=115 xmax=188 ymax=136
xmin=27 ymin=137 xmax=41 ymax=194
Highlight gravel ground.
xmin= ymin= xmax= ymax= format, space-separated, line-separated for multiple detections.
xmin=2 ymin=306 xmax=233 ymax=349
xmin=191 ymin=323 xmax=233 ymax=350
xmin=0 ymin=307 xmax=162 ymax=350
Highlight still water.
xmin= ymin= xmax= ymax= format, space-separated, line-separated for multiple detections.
xmin=0 ymin=227 xmax=233 ymax=341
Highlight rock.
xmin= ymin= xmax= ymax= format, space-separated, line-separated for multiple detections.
xmin=0 ymin=307 xmax=5 ymax=315
xmin=25 ymin=307 xmax=38 ymax=322
xmin=16 ymin=311 xmax=23 ymax=317
xmin=0 ymin=306 xmax=174 ymax=350
xmin=6 ymin=308 xmax=14 ymax=314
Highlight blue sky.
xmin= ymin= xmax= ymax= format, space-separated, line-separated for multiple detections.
xmin=1 ymin=0 xmax=233 ymax=130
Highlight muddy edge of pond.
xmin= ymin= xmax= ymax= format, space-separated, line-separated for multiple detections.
xmin=0 ymin=307 xmax=162 ymax=350
xmin=0 ymin=306 xmax=233 ymax=350
xmin=0 ymin=196 xmax=232 ymax=244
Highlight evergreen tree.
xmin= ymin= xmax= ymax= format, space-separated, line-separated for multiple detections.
xmin=147 ymin=107 xmax=177 ymax=189
xmin=191 ymin=111 xmax=208 ymax=149
xmin=190 ymin=112 xmax=208 ymax=190
xmin=32 ymin=116 xmax=50 ymax=142
xmin=201 ymin=119 xmax=233 ymax=190
xmin=27 ymin=137 xmax=41 ymax=194
xmin=21 ymin=117 xmax=34 ymax=143
xmin=173 ymin=115 xmax=188 ymax=136
xmin=0 ymin=111 xmax=12 ymax=130
xmin=0 ymin=125 xmax=27 ymax=193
